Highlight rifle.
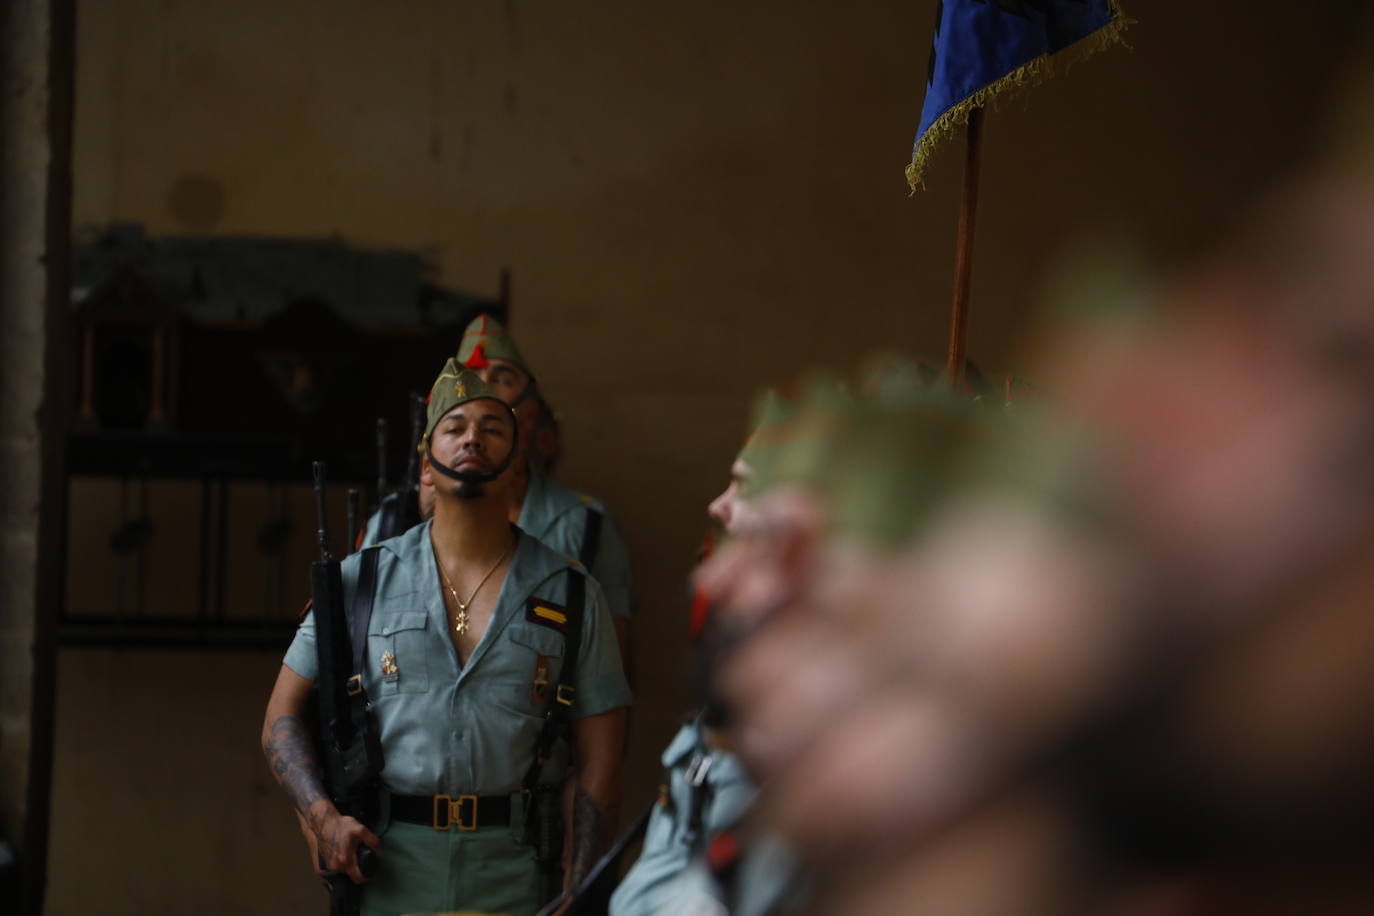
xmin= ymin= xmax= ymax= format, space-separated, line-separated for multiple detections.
xmin=345 ymin=488 xmax=360 ymax=556
xmin=532 ymin=801 xmax=653 ymax=916
xmin=404 ymin=391 xmax=424 ymax=498
xmin=374 ymin=418 xmax=389 ymax=511
xmin=374 ymin=393 xmax=425 ymax=541
xmin=311 ymin=462 xmax=384 ymax=915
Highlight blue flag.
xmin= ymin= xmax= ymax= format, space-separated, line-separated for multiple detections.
xmin=908 ymin=0 xmax=1130 ymax=190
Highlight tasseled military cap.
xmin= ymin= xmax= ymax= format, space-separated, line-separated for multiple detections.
xmin=456 ymin=313 xmax=533 ymax=376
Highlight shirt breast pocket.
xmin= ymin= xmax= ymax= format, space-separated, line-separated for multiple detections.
xmin=367 ymin=611 xmax=430 ymax=695
xmin=506 ymin=624 xmax=566 ymax=712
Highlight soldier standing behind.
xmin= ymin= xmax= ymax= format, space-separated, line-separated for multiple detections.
xmin=455 ymin=313 xmax=635 ymax=665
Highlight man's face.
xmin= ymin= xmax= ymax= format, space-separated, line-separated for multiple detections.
xmin=708 ymin=459 xmax=755 ymax=535
xmin=421 ymin=399 xmax=517 ymax=500
xmin=475 ymin=359 xmax=541 ymax=443
xmin=695 ymin=484 xmax=825 ymax=626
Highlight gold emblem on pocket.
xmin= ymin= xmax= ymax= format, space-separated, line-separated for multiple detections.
xmin=531 ymin=655 xmax=550 ymax=703
xmin=380 ymin=650 xmax=399 ymax=681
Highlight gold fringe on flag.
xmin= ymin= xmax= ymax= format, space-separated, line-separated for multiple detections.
xmin=906 ymin=1 xmax=1134 ymax=193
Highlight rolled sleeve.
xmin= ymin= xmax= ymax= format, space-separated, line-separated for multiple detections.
xmin=282 ymin=608 xmax=319 ymax=681
xmin=283 ymin=550 xmax=365 ymax=682
xmin=572 ymin=576 xmax=632 ymax=718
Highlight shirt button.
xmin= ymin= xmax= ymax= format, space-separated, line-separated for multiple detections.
xmin=382 ymin=627 xmax=391 ymax=636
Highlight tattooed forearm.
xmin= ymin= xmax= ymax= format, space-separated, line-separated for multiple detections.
xmin=567 ymin=788 xmax=612 ymax=889
xmin=264 ymin=715 xmax=328 ymax=820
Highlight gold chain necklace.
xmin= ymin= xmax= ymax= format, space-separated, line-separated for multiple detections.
xmin=437 ymin=540 xmax=515 ymax=635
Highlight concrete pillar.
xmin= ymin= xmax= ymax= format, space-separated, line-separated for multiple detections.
xmin=0 ymin=0 xmax=73 ymax=912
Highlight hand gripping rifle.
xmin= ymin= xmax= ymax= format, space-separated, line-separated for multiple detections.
xmin=312 ymin=462 xmax=384 ymax=915
xmin=374 ymin=393 xmax=426 ymax=541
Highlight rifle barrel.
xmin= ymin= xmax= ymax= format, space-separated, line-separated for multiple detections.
xmin=312 ymin=461 xmax=331 ymax=562
xmin=376 ymin=417 xmax=389 ymax=502
xmin=404 ymin=392 xmax=424 ymax=489
xmin=346 ymin=488 xmax=360 ymax=555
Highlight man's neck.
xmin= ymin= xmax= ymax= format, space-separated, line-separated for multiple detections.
xmin=431 ymin=492 xmax=517 ymax=567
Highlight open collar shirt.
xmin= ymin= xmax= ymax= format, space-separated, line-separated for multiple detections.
xmin=283 ymin=520 xmax=632 ymax=797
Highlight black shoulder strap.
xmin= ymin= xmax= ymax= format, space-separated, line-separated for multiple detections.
xmin=522 ymin=567 xmax=586 ymax=792
xmin=351 ymin=546 xmax=382 ymax=679
xmin=560 ymin=567 xmax=586 ymax=700
xmin=579 ymin=507 xmax=604 ymax=568
xmin=342 ymin=546 xmax=385 ymax=816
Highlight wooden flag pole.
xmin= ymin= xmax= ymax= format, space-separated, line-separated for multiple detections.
xmin=945 ymin=107 xmax=985 ymax=384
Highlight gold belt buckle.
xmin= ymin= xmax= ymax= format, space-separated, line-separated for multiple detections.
xmin=433 ymin=793 xmax=478 ymax=830
xmin=454 ymin=794 xmax=478 ymax=830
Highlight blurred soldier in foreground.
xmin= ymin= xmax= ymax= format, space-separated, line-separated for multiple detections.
xmin=709 ymin=170 xmax=1374 ymax=915
xmin=676 ymin=365 xmax=995 ymax=915
xmin=262 ymin=364 xmax=630 ymax=916
xmin=611 ymin=389 xmax=803 ymax=916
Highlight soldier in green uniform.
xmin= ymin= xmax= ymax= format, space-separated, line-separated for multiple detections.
xmin=454 ymin=313 xmax=634 ymax=662
xmin=262 ymin=364 xmax=631 ymax=916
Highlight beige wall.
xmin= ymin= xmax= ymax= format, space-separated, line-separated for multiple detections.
xmin=48 ymin=1 xmax=1369 ymax=912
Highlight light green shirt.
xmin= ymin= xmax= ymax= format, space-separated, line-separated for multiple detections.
xmin=609 ymin=719 xmax=756 ymax=916
xmin=518 ymin=472 xmax=634 ymax=621
xmin=283 ymin=520 xmax=632 ymax=797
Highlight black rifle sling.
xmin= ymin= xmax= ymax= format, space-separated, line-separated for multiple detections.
xmin=342 ymin=546 xmax=385 ymax=801
xmin=351 ymin=546 xmax=381 ymax=679
xmin=522 ymin=567 xmax=586 ymax=792
xmin=579 ymin=507 xmax=604 ymax=569
xmin=313 ymin=559 xmax=350 ymax=754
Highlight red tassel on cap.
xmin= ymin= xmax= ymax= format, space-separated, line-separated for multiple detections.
xmin=465 ymin=343 xmax=491 ymax=369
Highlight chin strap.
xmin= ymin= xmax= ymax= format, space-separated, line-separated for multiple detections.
xmin=425 ymin=419 xmax=519 ymax=485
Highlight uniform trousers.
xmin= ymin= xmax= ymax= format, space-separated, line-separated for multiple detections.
xmin=361 ymin=799 xmax=543 ymax=916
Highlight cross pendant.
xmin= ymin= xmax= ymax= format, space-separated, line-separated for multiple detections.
xmin=454 ymin=608 xmax=469 ymax=635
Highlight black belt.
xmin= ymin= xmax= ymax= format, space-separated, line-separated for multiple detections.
xmin=390 ymin=792 xmax=515 ymax=831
